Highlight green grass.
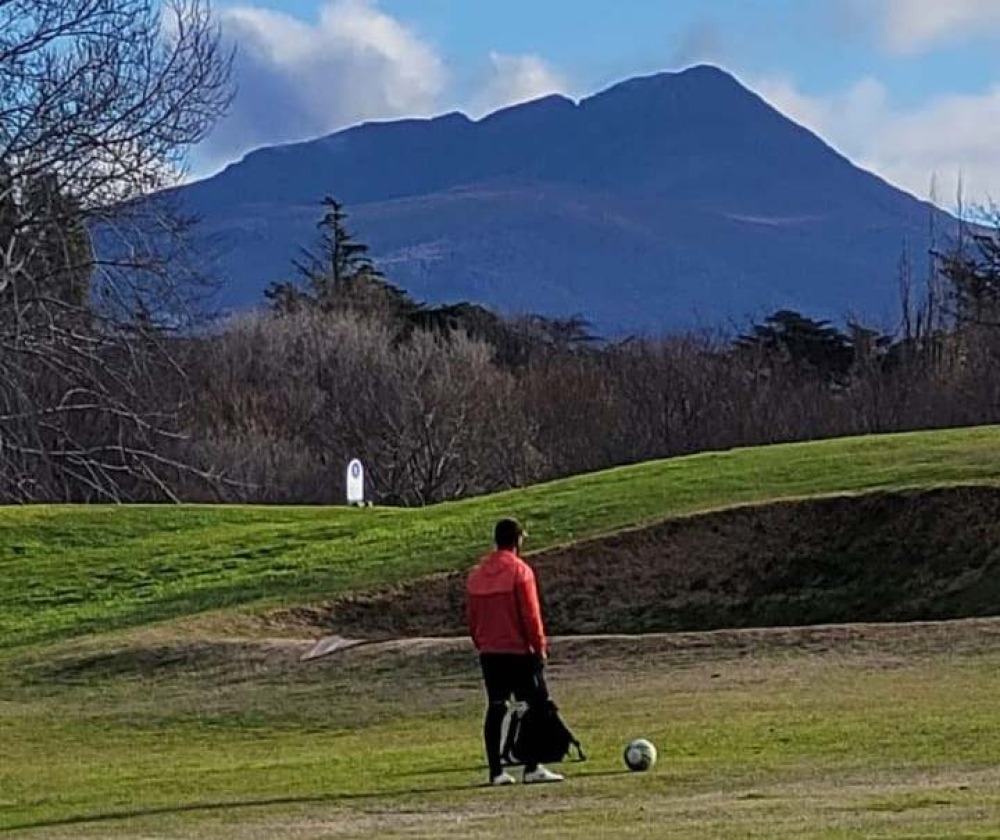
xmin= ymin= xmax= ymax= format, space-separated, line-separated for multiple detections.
xmin=3 ymin=426 xmax=1000 ymax=652
xmin=4 ymin=625 xmax=1000 ymax=837
xmin=5 ymin=427 xmax=1000 ymax=838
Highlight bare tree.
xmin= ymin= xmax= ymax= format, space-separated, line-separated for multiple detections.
xmin=0 ymin=0 xmax=232 ymax=500
xmin=192 ymin=310 xmax=542 ymax=505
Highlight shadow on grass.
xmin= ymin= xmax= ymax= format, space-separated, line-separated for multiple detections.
xmin=1 ymin=771 xmax=634 ymax=833
xmin=396 ymin=764 xmax=485 ymax=778
xmin=0 ymin=782 xmax=486 ymax=834
xmin=575 ymin=769 xmax=633 ymax=778
xmin=396 ymin=761 xmax=616 ymax=780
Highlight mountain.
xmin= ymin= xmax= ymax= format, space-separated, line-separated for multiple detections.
xmin=173 ymin=65 xmax=950 ymax=333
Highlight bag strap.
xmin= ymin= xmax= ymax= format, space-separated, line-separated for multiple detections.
xmin=571 ymin=737 xmax=587 ymax=762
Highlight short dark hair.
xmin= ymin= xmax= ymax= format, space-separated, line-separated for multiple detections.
xmin=494 ymin=518 xmax=524 ymax=549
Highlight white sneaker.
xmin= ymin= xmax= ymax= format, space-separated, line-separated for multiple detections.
xmin=523 ymin=765 xmax=564 ymax=784
xmin=491 ymin=771 xmax=516 ymax=786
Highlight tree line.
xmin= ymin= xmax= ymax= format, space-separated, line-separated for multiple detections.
xmin=2 ymin=2 xmax=998 ymax=504
xmin=167 ymin=198 xmax=1000 ymax=506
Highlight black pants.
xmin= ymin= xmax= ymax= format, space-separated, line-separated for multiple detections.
xmin=479 ymin=653 xmax=549 ymax=778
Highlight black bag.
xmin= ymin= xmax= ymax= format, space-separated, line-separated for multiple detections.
xmin=501 ymin=699 xmax=586 ymax=766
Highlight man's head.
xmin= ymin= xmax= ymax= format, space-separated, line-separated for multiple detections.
xmin=494 ymin=518 xmax=526 ymax=553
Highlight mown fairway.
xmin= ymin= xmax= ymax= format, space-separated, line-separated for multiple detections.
xmin=5 ymin=623 xmax=1000 ymax=838
xmin=4 ymin=427 xmax=1000 ymax=838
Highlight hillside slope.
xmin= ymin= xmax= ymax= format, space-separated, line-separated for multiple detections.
xmin=307 ymin=486 xmax=1000 ymax=638
xmin=1 ymin=426 xmax=999 ymax=650
xmin=173 ymin=65 xmax=952 ymax=332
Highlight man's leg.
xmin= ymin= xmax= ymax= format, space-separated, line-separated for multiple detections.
xmin=484 ymin=700 xmax=508 ymax=779
xmin=480 ymin=654 xmax=513 ymax=782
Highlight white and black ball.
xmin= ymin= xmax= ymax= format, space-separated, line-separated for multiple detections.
xmin=623 ymin=738 xmax=657 ymax=772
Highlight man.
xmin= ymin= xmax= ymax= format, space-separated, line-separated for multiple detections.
xmin=466 ymin=518 xmax=564 ymax=786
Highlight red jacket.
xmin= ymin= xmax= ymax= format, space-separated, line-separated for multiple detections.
xmin=466 ymin=550 xmax=547 ymax=655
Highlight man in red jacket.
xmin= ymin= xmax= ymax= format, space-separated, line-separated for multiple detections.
xmin=466 ymin=518 xmax=564 ymax=786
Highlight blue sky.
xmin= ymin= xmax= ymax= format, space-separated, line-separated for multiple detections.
xmin=198 ymin=0 xmax=1000 ymax=205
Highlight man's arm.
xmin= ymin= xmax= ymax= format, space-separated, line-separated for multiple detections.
xmin=515 ymin=566 xmax=548 ymax=656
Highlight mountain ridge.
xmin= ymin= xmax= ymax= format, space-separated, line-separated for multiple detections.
xmin=176 ymin=64 xmax=950 ymax=333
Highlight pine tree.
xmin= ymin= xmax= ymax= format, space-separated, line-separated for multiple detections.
xmin=266 ymin=196 xmax=414 ymax=321
xmin=297 ymin=197 xmax=377 ymax=296
xmin=736 ymin=309 xmax=855 ymax=384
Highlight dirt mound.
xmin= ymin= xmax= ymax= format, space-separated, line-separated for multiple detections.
xmin=280 ymin=486 xmax=1000 ymax=639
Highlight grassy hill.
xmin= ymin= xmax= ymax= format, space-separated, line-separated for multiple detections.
xmin=6 ymin=426 xmax=1000 ymax=837
xmin=2 ymin=425 xmax=1000 ymax=652
xmin=302 ymin=485 xmax=1000 ymax=638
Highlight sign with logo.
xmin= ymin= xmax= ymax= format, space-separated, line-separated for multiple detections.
xmin=346 ymin=458 xmax=365 ymax=505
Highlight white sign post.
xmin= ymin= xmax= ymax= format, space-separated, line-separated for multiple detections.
xmin=346 ymin=458 xmax=365 ymax=506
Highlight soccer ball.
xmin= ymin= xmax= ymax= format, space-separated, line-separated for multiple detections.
xmin=623 ymin=738 xmax=657 ymax=772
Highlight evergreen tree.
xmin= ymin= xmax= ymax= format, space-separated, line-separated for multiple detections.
xmin=736 ymin=309 xmax=855 ymax=384
xmin=23 ymin=174 xmax=93 ymax=308
xmin=0 ymin=169 xmax=94 ymax=312
xmin=301 ymin=197 xmax=376 ymax=295
xmin=267 ymin=196 xmax=414 ymax=320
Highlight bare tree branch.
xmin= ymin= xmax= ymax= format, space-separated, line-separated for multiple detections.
xmin=0 ymin=0 xmax=232 ymax=501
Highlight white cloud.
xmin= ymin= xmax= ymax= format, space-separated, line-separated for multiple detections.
xmin=196 ymin=0 xmax=998 ymax=211
xmin=471 ymin=52 xmax=569 ymax=116
xmin=197 ymin=2 xmax=572 ymax=174
xmin=754 ymin=73 xmax=1000 ymax=206
xmin=199 ymin=0 xmax=446 ymax=171
xmin=754 ymin=75 xmax=896 ymax=169
xmin=880 ymin=0 xmax=1000 ymax=53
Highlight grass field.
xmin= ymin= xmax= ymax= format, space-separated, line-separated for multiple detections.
xmin=5 ymin=623 xmax=1000 ymax=838
xmin=2 ymin=426 xmax=1000 ymax=652
xmin=4 ymin=426 xmax=1000 ymax=838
